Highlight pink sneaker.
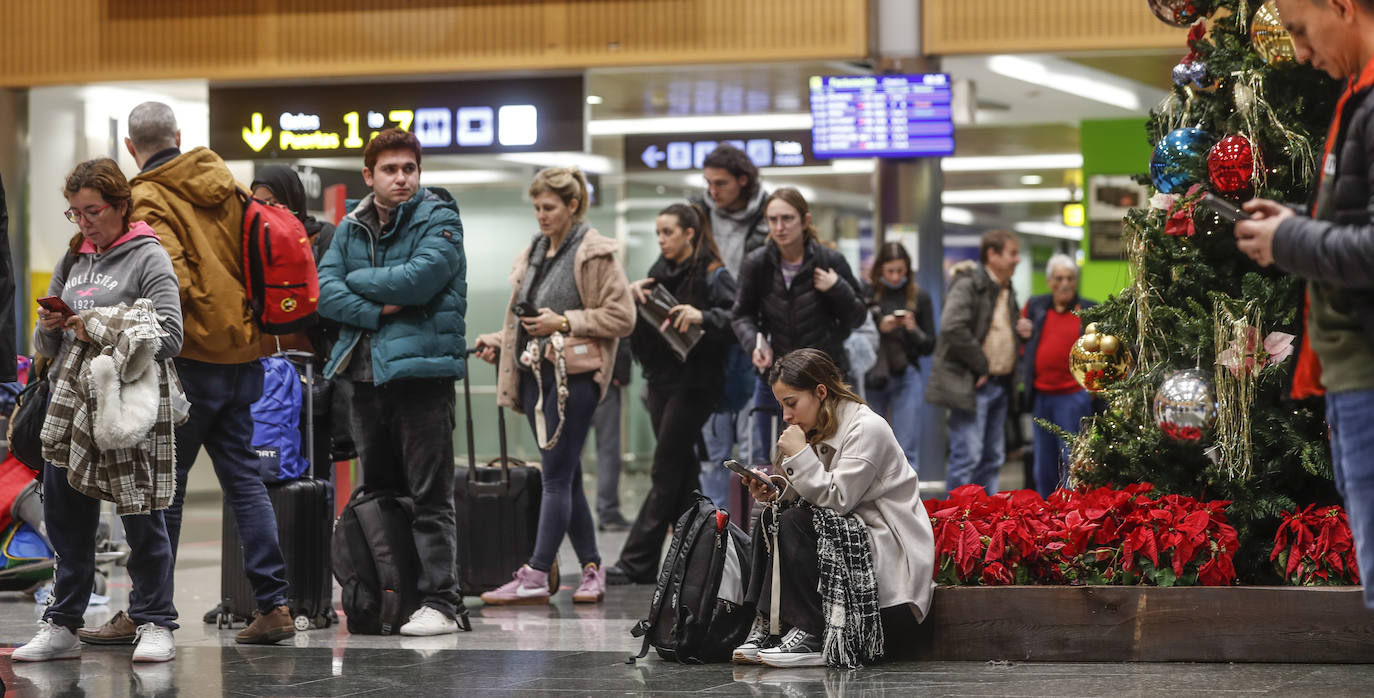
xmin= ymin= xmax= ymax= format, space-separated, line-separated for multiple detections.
xmin=480 ymin=565 xmax=550 ymax=605
xmin=572 ymin=563 xmax=605 ymax=604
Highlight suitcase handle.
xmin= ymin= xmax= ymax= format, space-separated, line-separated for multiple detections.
xmin=463 ymin=349 xmax=512 ymax=494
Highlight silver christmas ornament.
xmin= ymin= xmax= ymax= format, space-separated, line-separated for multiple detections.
xmin=1154 ymin=369 xmax=1218 ymax=442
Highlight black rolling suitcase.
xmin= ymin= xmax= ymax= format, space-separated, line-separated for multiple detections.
xmin=455 ymin=354 xmax=545 ymax=596
xmin=218 ymin=351 xmax=334 ymax=631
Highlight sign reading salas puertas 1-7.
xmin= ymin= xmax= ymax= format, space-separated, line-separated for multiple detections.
xmin=209 ymin=76 xmax=585 ymax=160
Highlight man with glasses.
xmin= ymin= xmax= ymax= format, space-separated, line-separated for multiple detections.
xmin=91 ymin=101 xmax=297 ymax=646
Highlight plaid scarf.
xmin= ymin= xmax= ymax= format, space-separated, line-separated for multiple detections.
xmin=812 ymin=505 xmax=884 ymax=668
xmin=41 ymin=300 xmax=179 ymax=515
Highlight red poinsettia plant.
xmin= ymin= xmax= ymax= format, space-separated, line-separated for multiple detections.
xmin=1271 ymin=504 xmax=1360 ymax=586
xmin=924 ymin=483 xmax=1241 ymax=587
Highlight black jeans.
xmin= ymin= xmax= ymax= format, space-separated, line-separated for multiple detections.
xmin=164 ymin=358 xmax=290 ymax=612
xmin=519 ymin=362 xmax=601 ymax=572
xmin=745 ymin=506 xmax=824 ymax=637
xmin=615 ymin=380 xmax=715 ymax=581
xmin=351 ymin=377 xmax=463 ymax=619
xmin=43 ymin=463 xmax=178 ymax=630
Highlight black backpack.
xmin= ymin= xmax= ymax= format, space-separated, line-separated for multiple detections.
xmin=332 ymin=489 xmax=469 ymax=634
xmin=629 ymin=495 xmax=753 ymax=663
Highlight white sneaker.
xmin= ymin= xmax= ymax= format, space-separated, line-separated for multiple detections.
xmin=131 ymin=623 xmax=175 ymax=663
xmin=732 ymin=612 xmax=773 ymax=664
xmin=12 ymin=620 xmax=81 ymax=662
xmin=399 ymin=606 xmax=459 ymax=636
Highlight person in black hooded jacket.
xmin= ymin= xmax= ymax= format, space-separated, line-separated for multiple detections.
xmin=604 ymin=203 xmax=736 ymax=585
xmin=732 ymin=188 xmax=867 ymax=467
xmin=249 ymin=165 xmax=344 ymax=480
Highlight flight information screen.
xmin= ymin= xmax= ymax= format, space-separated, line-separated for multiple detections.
xmin=809 ymin=74 xmax=955 ymax=159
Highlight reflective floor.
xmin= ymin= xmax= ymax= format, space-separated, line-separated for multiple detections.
xmin=3 ymin=470 xmax=1373 ymax=696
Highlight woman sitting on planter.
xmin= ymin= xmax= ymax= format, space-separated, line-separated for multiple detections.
xmin=733 ymin=348 xmax=934 ymax=668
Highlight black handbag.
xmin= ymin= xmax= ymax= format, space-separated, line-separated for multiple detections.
xmin=8 ymin=358 xmax=52 ymax=473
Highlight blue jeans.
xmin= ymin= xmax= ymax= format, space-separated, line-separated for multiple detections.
xmin=1326 ymin=390 xmax=1374 ymax=609
xmin=751 ymin=377 xmax=782 ymax=466
xmin=699 ymin=410 xmax=744 ymax=506
xmin=520 ymin=363 xmax=601 ymax=572
xmin=163 ymin=358 xmax=290 ymax=612
xmin=945 ymin=380 xmax=1008 ymax=494
xmin=1031 ymin=390 xmax=1095 ymax=497
xmin=868 ymin=364 xmax=926 ymax=475
xmin=43 ymin=463 xmax=178 ymax=631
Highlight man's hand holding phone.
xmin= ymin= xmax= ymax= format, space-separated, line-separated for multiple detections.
xmin=1234 ymin=198 xmax=1294 ymax=268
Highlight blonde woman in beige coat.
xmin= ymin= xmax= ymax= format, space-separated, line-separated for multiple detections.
xmin=733 ymin=348 xmax=934 ymax=668
xmin=473 ymin=167 xmax=634 ymax=607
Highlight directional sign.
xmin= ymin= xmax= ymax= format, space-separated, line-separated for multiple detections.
xmin=624 ymin=130 xmax=821 ymax=173
xmin=211 ymin=76 xmax=584 ymax=160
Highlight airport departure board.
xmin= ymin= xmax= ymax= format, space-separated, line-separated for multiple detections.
xmin=808 ymin=74 xmax=955 ymax=159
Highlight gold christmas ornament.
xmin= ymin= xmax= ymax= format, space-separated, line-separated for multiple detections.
xmin=1070 ymin=332 xmax=1134 ymax=393
xmin=1251 ymin=1 xmax=1295 ymax=65
xmin=1099 ymin=334 xmax=1121 ymax=355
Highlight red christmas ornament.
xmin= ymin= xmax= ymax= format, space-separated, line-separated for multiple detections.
xmin=1207 ymin=135 xmax=1254 ymax=196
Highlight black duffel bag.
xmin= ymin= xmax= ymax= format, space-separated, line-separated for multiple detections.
xmin=7 ymin=356 xmax=53 ymax=472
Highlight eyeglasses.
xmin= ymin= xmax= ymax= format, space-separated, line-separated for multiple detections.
xmin=64 ymin=203 xmax=113 ymax=224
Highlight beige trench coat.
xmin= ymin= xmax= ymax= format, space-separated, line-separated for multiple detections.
xmin=776 ymin=399 xmax=935 ymax=621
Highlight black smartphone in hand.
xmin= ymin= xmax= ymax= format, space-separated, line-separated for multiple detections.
xmin=1200 ymin=193 xmax=1252 ymax=223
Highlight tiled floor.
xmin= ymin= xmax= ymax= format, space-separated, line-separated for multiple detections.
xmin=3 ymin=469 xmax=1373 ymax=697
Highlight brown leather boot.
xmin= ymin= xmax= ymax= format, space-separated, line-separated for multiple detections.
xmin=78 ymin=610 xmax=138 ymax=645
xmin=234 ymin=605 xmax=296 ymax=645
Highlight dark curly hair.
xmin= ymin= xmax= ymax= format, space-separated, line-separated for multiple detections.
xmin=702 ymin=144 xmax=760 ymax=203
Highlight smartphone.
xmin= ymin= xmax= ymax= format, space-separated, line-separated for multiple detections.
xmin=512 ymin=301 xmax=539 ymax=318
xmin=892 ymin=309 xmax=909 ymax=318
xmin=37 ymin=296 xmax=75 ymax=319
xmin=722 ymin=459 xmax=777 ymax=492
xmin=1200 ymin=193 xmax=1252 ymax=223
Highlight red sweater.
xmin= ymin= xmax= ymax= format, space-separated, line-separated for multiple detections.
xmin=1033 ymin=306 xmax=1084 ymax=394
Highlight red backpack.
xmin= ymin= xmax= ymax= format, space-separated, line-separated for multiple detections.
xmin=239 ymin=191 xmax=319 ymax=334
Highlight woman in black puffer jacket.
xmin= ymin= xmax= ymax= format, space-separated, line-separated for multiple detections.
xmin=731 ymin=188 xmax=866 ymax=466
xmin=603 ymin=203 xmax=737 ymax=585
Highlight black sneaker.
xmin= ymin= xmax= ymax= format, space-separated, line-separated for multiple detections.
xmin=732 ymin=612 xmax=775 ymax=664
xmin=598 ymin=514 xmax=632 ymax=532
xmin=757 ymin=627 xmax=824 ymax=668
xmin=603 ymin=563 xmax=654 ymax=586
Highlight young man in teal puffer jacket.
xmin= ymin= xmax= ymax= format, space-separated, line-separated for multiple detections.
xmin=317 ymin=128 xmax=469 ymax=636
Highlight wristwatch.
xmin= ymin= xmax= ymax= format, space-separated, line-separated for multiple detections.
xmin=559 ymin=315 xmax=571 ymax=333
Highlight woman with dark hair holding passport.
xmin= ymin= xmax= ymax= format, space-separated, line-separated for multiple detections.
xmin=732 ymin=348 xmax=934 ymax=668
xmin=603 ymin=203 xmax=737 ymax=585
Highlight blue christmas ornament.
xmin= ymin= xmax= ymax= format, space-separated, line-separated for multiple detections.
xmin=1172 ymin=62 xmax=1192 ymax=87
xmin=1150 ymin=128 xmax=1216 ymax=193
xmin=1186 ymin=61 xmax=1211 ymax=89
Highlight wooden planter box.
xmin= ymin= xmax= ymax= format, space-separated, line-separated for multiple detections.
xmin=887 ymin=586 xmax=1374 ymax=663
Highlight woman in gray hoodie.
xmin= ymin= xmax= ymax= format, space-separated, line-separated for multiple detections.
xmin=14 ymin=158 xmax=183 ymax=665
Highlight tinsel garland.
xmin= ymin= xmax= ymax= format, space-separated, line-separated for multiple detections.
xmin=1213 ymin=299 xmax=1260 ymax=481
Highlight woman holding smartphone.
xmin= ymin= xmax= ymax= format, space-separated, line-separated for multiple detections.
xmin=732 ymin=348 xmax=934 ymax=668
xmin=15 ymin=158 xmax=183 ymax=663
xmin=473 ymin=167 xmax=634 ymax=605
xmin=864 ymin=242 xmax=936 ymax=474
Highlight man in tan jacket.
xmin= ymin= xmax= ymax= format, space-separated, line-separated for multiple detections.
xmin=100 ymin=102 xmax=295 ymax=646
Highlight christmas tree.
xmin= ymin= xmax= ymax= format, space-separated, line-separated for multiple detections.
xmin=1068 ymin=0 xmax=1342 ymax=581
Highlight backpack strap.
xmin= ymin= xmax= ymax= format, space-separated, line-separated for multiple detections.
xmin=352 ymin=495 xmax=406 ymax=635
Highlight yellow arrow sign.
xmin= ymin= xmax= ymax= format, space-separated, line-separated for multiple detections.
xmin=242 ymin=113 xmax=272 ymax=152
